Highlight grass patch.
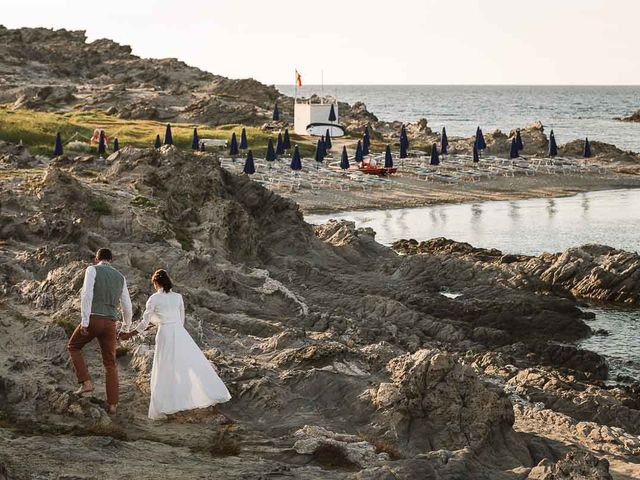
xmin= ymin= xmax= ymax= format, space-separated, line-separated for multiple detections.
xmin=130 ymin=195 xmax=154 ymax=208
xmin=77 ymin=169 xmax=99 ymax=178
xmin=0 ymin=169 xmax=43 ymax=179
xmin=0 ymin=107 xmax=317 ymax=157
xmin=174 ymin=229 xmax=194 ymax=251
xmin=89 ymin=198 xmax=112 ymax=216
xmin=53 ymin=317 xmax=77 ymax=336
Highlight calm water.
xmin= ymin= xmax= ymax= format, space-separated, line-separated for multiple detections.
xmin=306 ymin=189 xmax=640 ymax=383
xmin=306 ymin=189 xmax=640 ymax=255
xmin=277 ymin=85 xmax=640 ymax=152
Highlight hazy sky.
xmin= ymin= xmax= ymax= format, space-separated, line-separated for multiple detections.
xmin=3 ymin=0 xmax=639 ymax=85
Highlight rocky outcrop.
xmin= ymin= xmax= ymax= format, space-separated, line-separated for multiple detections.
xmin=560 ymin=139 xmax=640 ymax=163
xmin=394 ymin=238 xmax=640 ymax=305
xmin=369 ymin=349 xmax=517 ymax=455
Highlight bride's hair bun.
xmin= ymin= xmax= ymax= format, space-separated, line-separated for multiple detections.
xmin=152 ymin=269 xmax=173 ymax=293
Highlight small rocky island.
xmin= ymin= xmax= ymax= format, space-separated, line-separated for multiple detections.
xmin=615 ymin=109 xmax=640 ymax=122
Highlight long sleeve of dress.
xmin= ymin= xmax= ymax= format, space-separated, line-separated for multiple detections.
xmin=179 ymin=294 xmax=185 ymax=324
xmin=120 ymin=278 xmax=133 ymax=331
xmin=133 ymin=295 xmax=157 ymax=333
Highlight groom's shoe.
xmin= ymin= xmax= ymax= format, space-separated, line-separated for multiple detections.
xmin=74 ymin=381 xmax=94 ymax=396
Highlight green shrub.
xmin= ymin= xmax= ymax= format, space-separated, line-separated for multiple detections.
xmin=89 ymin=198 xmax=111 ymax=216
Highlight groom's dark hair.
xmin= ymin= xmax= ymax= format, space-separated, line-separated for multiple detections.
xmin=95 ymin=248 xmax=113 ymax=262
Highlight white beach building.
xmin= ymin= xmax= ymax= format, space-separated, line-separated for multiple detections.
xmin=294 ymin=100 xmax=344 ymax=137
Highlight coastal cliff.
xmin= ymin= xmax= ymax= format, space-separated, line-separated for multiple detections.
xmin=1 ymin=142 xmax=639 ymax=478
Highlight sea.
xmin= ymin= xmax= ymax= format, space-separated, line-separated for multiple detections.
xmin=277 ymin=85 xmax=640 ymax=152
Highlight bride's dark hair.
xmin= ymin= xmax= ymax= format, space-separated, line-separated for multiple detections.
xmin=152 ymin=269 xmax=173 ymax=293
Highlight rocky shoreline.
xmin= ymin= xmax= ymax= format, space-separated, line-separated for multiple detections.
xmin=1 ymin=143 xmax=639 ymax=478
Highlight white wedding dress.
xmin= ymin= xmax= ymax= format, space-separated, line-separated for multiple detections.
xmin=133 ymin=290 xmax=231 ymax=419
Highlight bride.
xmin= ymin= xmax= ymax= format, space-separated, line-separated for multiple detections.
xmin=119 ymin=269 xmax=231 ymax=419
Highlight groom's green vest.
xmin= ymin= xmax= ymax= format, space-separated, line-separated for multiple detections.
xmin=91 ymin=263 xmax=125 ymax=319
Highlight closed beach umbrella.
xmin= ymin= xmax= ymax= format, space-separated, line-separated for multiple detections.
xmin=113 ymin=137 xmax=120 ymax=152
xmin=191 ymin=128 xmax=199 ymax=150
xmin=441 ymin=127 xmax=449 ymax=155
xmin=355 ymin=140 xmax=364 ymax=162
xmin=276 ymin=133 xmax=284 ymax=155
xmin=229 ymin=132 xmax=239 ymax=156
xmin=476 ymin=126 xmax=487 ymax=150
xmin=400 ymin=125 xmax=409 ymax=150
xmin=583 ymin=138 xmax=592 ymax=158
xmin=320 ymin=135 xmax=327 ymax=157
xmin=272 ymin=103 xmax=280 ymax=121
xmin=363 ymin=125 xmax=371 ymax=152
xmin=515 ymin=129 xmax=524 ymax=151
xmin=399 ymin=138 xmax=408 ymax=159
xmin=283 ymin=128 xmax=291 ymax=150
xmin=384 ymin=145 xmax=394 ymax=168
xmin=200 ymin=141 xmax=206 ymax=152
xmin=53 ymin=132 xmax=63 ymax=156
xmin=266 ymin=138 xmax=277 ymax=162
xmin=325 ymin=129 xmax=332 ymax=150
xmin=164 ymin=123 xmax=173 ymax=145
xmin=240 ymin=128 xmax=248 ymax=150
xmin=243 ymin=150 xmax=256 ymax=174
xmin=548 ymin=130 xmax=558 ymax=157
xmin=340 ymin=146 xmax=350 ymax=170
xmin=290 ymin=145 xmax=302 ymax=170
xmin=328 ymin=104 xmax=337 ymax=122
xmin=472 ymin=142 xmax=479 ymax=163
xmin=314 ymin=139 xmax=324 ymax=164
xmin=363 ymin=126 xmax=371 ymax=156
xmin=509 ymin=137 xmax=519 ymax=159
xmin=98 ymin=130 xmax=106 ymax=155
xmin=154 ymin=134 xmax=162 ymax=149
xmin=430 ymin=143 xmax=440 ymax=165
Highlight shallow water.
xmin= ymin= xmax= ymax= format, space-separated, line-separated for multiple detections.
xmin=277 ymin=85 xmax=640 ymax=152
xmin=579 ymin=308 xmax=640 ymax=383
xmin=305 ymin=189 xmax=640 ymax=383
xmin=306 ymin=188 xmax=640 ymax=255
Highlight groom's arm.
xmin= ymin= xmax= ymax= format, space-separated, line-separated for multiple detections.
xmin=120 ymin=278 xmax=133 ymax=332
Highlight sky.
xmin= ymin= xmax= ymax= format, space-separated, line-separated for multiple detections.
xmin=3 ymin=0 xmax=639 ymax=85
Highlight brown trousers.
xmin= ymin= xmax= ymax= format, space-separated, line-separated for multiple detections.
xmin=67 ymin=314 xmax=118 ymax=405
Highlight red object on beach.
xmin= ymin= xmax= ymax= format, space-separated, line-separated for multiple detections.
xmin=295 ymin=69 xmax=302 ymax=87
xmin=358 ymin=164 xmax=397 ymax=176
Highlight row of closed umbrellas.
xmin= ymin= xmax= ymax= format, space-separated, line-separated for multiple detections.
xmin=51 ymin=122 xmax=595 ymax=166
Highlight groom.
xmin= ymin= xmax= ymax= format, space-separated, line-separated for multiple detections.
xmin=67 ymin=248 xmax=132 ymax=414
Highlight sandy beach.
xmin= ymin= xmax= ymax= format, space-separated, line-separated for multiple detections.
xmin=219 ymin=154 xmax=640 ymax=214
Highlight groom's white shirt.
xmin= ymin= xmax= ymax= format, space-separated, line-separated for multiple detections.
xmin=80 ymin=261 xmax=133 ymax=329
